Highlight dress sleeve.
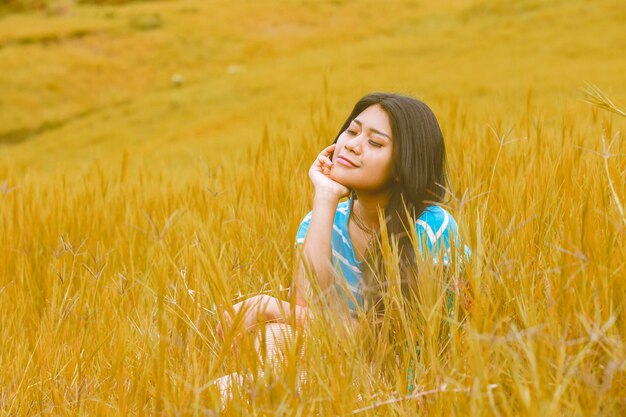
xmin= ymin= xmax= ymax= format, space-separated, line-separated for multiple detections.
xmin=415 ymin=207 xmax=469 ymax=266
xmin=294 ymin=211 xmax=313 ymax=248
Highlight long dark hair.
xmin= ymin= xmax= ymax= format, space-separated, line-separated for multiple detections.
xmin=332 ymin=92 xmax=448 ymax=314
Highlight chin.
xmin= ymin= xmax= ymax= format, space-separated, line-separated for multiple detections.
xmin=331 ymin=170 xmax=392 ymax=194
xmin=329 ymin=170 xmax=355 ymax=189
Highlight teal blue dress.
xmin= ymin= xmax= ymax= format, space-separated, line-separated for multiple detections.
xmin=295 ymin=197 xmax=470 ymax=392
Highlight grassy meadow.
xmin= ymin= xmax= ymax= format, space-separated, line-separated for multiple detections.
xmin=0 ymin=0 xmax=625 ymax=414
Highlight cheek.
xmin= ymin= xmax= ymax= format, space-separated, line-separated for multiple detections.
xmin=331 ymin=135 xmax=348 ymax=162
xmin=372 ymin=151 xmax=393 ymax=175
xmin=364 ymin=154 xmax=394 ymax=188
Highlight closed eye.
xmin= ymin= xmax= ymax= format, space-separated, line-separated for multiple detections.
xmin=369 ymin=140 xmax=382 ymax=148
xmin=346 ymin=129 xmax=357 ymax=135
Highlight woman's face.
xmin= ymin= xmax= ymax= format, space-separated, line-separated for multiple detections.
xmin=330 ymin=104 xmax=395 ymax=192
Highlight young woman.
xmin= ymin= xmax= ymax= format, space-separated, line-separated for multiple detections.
xmin=215 ymin=93 xmax=466 ymax=397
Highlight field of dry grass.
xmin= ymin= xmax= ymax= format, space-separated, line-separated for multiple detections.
xmin=0 ymin=0 xmax=625 ymax=415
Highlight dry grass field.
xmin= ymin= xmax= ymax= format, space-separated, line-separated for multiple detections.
xmin=0 ymin=0 xmax=625 ymax=415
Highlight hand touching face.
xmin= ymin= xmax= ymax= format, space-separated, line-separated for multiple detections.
xmin=309 ymin=143 xmax=351 ymax=200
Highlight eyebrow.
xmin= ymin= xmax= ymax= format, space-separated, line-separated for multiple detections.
xmin=352 ymin=119 xmax=391 ymax=140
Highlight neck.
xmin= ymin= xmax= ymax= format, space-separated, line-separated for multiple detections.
xmin=352 ymin=190 xmax=391 ymax=231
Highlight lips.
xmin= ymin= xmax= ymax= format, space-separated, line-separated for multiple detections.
xmin=337 ymin=155 xmax=359 ymax=167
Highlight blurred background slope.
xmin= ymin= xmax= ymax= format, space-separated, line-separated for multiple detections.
xmin=1 ymin=0 xmax=625 ymax=175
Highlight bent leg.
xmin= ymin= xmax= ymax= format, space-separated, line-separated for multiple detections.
xmin=254 ymin=323 xmax=296 ymax=369
xmin=214 ymin=323 xmax=305 ymax=405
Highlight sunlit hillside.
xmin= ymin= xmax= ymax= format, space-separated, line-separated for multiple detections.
xmin=1 ymin=0 xmax=626 ymax=175
xmin=0 ymin=0 xmax=625 ymax=415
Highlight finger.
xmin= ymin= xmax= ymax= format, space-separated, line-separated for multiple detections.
xmin=320 ymin=144 xmax=336 ymax=157
xmin=216 ymin=323 xmax=228 ymax=340
xmin=317 ymin=154 xmax=333 ymax=167
xmin=217 ymin=312 xmax=233 ymax=340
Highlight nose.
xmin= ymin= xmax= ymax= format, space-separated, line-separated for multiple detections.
xmin=344 ymin=135 xmax=362 ymax=154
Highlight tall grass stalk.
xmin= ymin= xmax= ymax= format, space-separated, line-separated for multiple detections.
xmin=0 ymin=94 xmax=624 ymax=415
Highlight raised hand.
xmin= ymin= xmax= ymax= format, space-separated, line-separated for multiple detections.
xmin=309 ymin=144 xmax=350 ymax=200
xmin=216 ymin=295 xmax=268 ymax=340
xmin=215 ymin=295 xmax=312 ymax=341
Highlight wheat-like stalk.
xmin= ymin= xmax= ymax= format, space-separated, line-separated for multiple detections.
xmin=583 ymin=83 xmax=626 ymax=117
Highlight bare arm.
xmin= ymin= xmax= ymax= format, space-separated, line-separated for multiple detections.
xmin=216 ymin=144 xmax=350 ymax=339
xmin=215 ymin=294 xmax=312 ymax=338
xmin=292 ymin=144 xmax=350 ymax=307
xmin=293 ymin=192 xmax=340 ymax=306
xmin=222 ymin=191 xmax=343 ymax=335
